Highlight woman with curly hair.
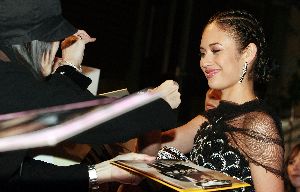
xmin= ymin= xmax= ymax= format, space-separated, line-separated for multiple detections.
xmin=140 ymin=9 xmax=284 ymax=191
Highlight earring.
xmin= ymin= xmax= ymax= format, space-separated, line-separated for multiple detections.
xmin=239 ymin=62 xmax=248 ymax=83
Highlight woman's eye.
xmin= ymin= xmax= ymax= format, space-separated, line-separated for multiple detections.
xmin=199 ymin=52 xmax=205 ymax=58
xmin=212 ymin=49 xmax=221 ymax=54
xmin=288 ymin=160 xmax=295 ymax=165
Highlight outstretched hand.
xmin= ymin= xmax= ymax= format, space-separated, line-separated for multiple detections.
xmin=95 ymin=153 xmax=155 ymax=185
xmin=149 ymin=80 xmax=181 ymax=109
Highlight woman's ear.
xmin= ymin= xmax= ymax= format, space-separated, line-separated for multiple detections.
xmin=243 ymin=43 xmax=257 ymax=64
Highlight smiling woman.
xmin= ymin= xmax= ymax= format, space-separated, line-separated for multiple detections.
xmin=139 ymin=9 xmax=284 ymax=192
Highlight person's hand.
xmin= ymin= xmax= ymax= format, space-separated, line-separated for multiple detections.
xmin=95 ymin=153 xmax=155 ymax=185
xmin=60 ymin=29 xmax=96 ymax=69
xmin=149 ymin=80 xmax=181 ymax=109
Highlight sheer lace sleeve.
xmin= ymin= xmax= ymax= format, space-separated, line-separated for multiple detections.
xmin=226 ymin=111 xmax=284 ymax=178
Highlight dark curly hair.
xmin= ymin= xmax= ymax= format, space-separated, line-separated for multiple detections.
xmin=206 ymin=10 xmax=273 ymax=84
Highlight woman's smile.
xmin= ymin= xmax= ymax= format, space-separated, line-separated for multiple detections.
xmin=204 ymin=68 xmax=221 ymax=79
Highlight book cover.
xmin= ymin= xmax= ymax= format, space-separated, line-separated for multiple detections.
xmin=111 ymin=159 xmax=251 ymax=192
xmin=0 ymin=92 xmax=160 ymax=152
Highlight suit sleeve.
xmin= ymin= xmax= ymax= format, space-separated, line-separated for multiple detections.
xmin=70 ymin=98 xmax=177 ymax=144
xmin=0 ymin=63 xmax=95 ymax=114
xmin=10 ymin=158 xmax=89 ymax=192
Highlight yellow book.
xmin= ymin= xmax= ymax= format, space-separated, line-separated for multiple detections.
xmin=111 ymin=159 xmax=251 ymax=192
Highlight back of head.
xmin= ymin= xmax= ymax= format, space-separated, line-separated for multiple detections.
xmin=206 ymin=10 xmax=274 ymax=85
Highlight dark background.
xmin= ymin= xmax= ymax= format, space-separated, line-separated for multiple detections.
xmin=61 ymin=0 xmax=300 ymax=125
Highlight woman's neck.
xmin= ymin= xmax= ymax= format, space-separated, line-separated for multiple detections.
xmin=221 ymin=80 xmax=256 ymax=104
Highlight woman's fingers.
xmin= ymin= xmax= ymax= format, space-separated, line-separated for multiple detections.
xmin=74 ymin=29 xmax=96 ymax=43
xmin=113 ymin=152 xmax=156 ymax=162
xmin=150 ymin=80 xmax=181 ymax=109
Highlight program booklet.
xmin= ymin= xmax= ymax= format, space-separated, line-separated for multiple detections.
xmin=0 ymin=92 xmax=160 ymax=152
xmin=111 ymin=159 xmax=250 ymax=192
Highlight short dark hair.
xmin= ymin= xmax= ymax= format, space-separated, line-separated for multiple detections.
xmin=206 ymin=10 xmax=274 ymax=84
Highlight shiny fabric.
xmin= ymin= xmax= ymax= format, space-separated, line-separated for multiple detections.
xmin=157 ymin=146 xmax=189 ymax=161
xmin=190 ymin=99 xmax=284 ymax=192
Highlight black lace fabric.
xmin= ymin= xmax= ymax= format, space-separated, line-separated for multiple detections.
xmin=189 ymin=99 xmax=284 ymax=192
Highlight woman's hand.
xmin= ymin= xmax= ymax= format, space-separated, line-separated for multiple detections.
xmin=149 ymin=80 xmax=181 ymax=109
xmin=60 ymin=30 xmax=96 ymax=69
xmin=95 ymin=153 xmax=155 ymax=185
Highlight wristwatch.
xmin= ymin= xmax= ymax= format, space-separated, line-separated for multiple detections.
xmin=88 ymin=165 xmax=99 ymax=191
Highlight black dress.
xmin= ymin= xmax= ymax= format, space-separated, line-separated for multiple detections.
xmin=189 ymin=99 xmax=284 ymax=192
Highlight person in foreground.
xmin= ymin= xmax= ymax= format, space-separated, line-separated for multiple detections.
xmin=139 ymin=9 xmax=284 ymax=192
xmin=0 ymin=0 xmax=181 ymax=191
xmin=285 ymin=144 xmax=300 ymax=192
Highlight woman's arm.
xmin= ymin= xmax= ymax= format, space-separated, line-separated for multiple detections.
xmin=138 ymin=115 xmax=206 ymax=155
xmin=5 ymin=153 xmax=155 ymax=192
xmin=245 ymin=111 xmax=284 ymax=192
xmin=250 ymin=163 xmax=284 ymax=192
xmin=12 ymin=157 xmax=89 ymax=192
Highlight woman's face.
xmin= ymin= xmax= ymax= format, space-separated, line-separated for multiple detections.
xmin=205 ymin=88 xmax=221 ymax=111
xmin=199 ymin=22 xmax=244 ymax=90
xmin=288 ymin=151 xmax=300 ymax=188
xmin=41 ymin=41 xmax=59 ymax=76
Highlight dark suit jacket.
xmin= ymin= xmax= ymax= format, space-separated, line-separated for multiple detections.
xmin=0 ymin=61 xmax=177 ymax=192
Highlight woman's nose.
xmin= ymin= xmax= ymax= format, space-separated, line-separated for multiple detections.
xmin=200 ymin=54 xmax=213 ymax=68
xmin=293 ymin=160 xmax=300 ymax=170
xmin=200 ymin=58 xmax=210 ymax=68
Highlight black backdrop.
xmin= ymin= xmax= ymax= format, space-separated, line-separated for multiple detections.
xmin=61 ymin=0 xmax=299 ymax=123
